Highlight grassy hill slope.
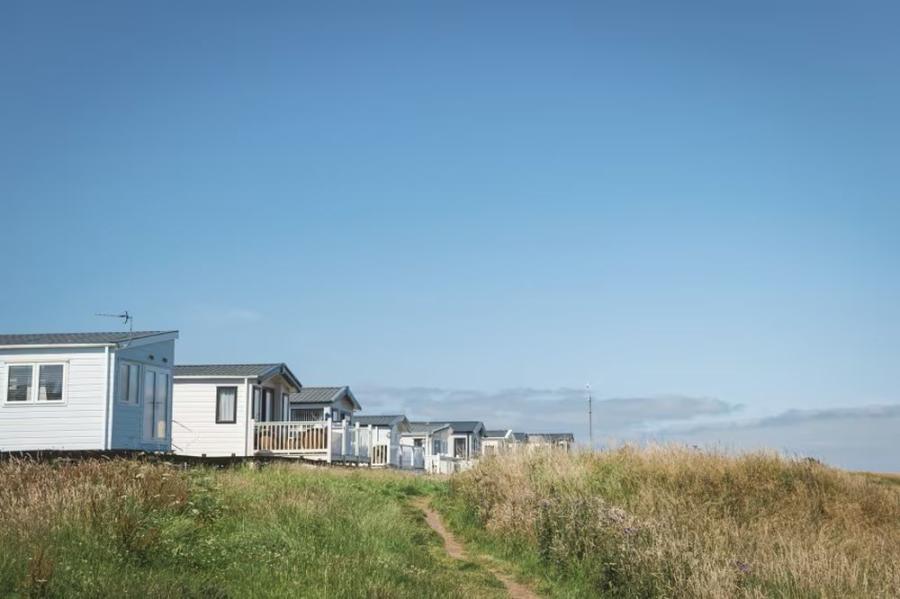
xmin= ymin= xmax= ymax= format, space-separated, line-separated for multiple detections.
xmin=2 ymin=450 xmax=896 ymax=598
xmin=437 ymin=447 xmax=900 ymax=598
xmin=0 ymin=460 xmax=504 ymax=598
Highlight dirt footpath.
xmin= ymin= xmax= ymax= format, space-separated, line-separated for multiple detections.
xmin=413 ymin=498 xmax=540 ymax=599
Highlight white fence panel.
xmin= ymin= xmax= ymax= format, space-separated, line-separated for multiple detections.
xmin=254 ymin=421 xmax=329 ymax=453
xmin=372 ymin=445 xmax=389 ymax=466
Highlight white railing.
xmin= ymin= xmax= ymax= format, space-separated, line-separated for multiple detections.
xmin=254 ymin=421 xmax=376 ymax=463
xmin=428 ymin=454 xmax=476 ymax=475
xmin=254 ymin=421 xmax=329 ymax=454
xmin=372 ymin=444 xmax=389 ymax=466
xmin=398 ymin=446 xmax=426 ymax=470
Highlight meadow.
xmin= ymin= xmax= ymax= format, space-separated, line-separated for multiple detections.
xmin=1 ymin=449 xmax=897 ymax=598
xmin=436 ymin=447 xmax=900 ymax=598
xmin=0 ymin=459 xmax=504 ymax=599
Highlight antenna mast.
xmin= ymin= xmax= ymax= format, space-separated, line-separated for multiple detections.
xmin=95 ymin=310 xmax=133 ymax=333
xmin=586 ymin=383 xmax=593 ymax=449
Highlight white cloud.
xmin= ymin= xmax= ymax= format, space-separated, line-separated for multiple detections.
xmin=355 ymin=385 xmax=737 ymax=437
xmin=650 ymin=403 xmax=900 ymax=472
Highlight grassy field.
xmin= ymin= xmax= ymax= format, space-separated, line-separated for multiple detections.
xmin=2 ymin=451 xmax=898 ymax=598
xmin=436 ymin=447 xmax=900 ymax=598
xmin=0 ymin=459 xmax=504 ymax=599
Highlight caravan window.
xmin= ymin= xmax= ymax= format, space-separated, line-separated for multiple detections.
xmin=38 ymin=365 xmax=64 ymax=401
xmin=117 ymin=362 xmax=141 ymax=404
xmin=4 ymin=363 xmax=66 ymax=403
xmin=216 ymin=387 xmax=237 ymax=423
xmin=290 ymin=408 xmax=323 ymax=422
xmin=6 ymin=365 xmax=33 ymax=402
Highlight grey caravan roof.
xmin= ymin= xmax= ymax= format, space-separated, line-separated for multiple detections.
xmin=0 ymin=331 xmax=177 ymax=347
xmin=406 ymin=422 xmax=451 ymax=434
xmin=175 ymin=364 xmax=282 ymax=377
xmin=288 ymin=386 xmax=362 ymax=410
xmin=445 ymin=421 xmax=484 ymax=434
xmin=352 ymin=415 xmax=408 ymax=427
xmin=174 ymin=363 xmax=302 ymax=390
xmin=528 ymin=433 xmax=575 ymax=443
xmin=408 ymin=421 xmax=484 ymax=435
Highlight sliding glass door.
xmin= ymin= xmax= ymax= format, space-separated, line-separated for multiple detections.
xmin=142 ymin=367 xmax=170 ymax=442
xmin=252 ymin=387 xmax=276 ymax=422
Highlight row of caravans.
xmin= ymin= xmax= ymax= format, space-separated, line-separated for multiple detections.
xmin=0 ymin=330 xmax=573 ymax=471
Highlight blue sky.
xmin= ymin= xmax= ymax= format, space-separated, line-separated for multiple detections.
xmin=2 ymin=2 xmax=898 ymax=470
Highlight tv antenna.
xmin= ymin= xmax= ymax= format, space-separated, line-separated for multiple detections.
xmin=586 ymin=383 xmax=593 ymax=449
xmin=96 ymin=310 xmax=133 ymax=333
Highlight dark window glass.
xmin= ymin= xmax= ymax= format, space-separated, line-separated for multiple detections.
xmin=38 ymin=364 xmax=63 ymax=401
xmin=216 ymin=387 xmax=237 ymax=423
xmin=7 ymin=365 xmax=32 ymax=402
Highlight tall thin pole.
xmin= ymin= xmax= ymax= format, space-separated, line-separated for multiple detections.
xmin=586 ymin=383 xmax=593 ymax=449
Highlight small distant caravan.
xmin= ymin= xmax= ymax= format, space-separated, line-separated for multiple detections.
xmin=400 ymin=420 xmax=486 ymax=474
xmin=0 ymin=330 xmax=179 ymax=452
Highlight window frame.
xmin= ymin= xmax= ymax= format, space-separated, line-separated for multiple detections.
xmin=2 ymin=361 xmax=68 ymax=405
xmin=117 ymin=361 xmax=142 ymax=405
xmin=216 ymin=386 xmax=238 ymax=424
xmin=290 ymin=407 xmax=323 ymax=422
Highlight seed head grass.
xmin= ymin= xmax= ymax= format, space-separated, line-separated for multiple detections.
xmin=436 ymin=446 xmax=900 ymax=598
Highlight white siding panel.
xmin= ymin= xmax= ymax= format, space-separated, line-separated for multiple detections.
xmin=0 ymin=347 xmax=109 ymax=451
xmin=172 ymin=379 xmax=249 ymax=457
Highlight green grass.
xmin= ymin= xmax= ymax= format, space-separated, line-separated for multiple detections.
xmin=0 ymin=459 xmax=505 ymax=598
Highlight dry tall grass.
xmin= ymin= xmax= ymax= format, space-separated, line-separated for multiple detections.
xmin=0 ymin=458 xmax=196 ymax=596
xmin=442 ymin=446 xmax=900 ymax=598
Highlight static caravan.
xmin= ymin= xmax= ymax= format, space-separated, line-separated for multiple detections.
xmin=171 ymin=363 xmax=301 ymax=457
xmin=0 ymin=331 xmax=178 ymax=452
xmin=172 ymin=370 xmax=368 ymax=462
xmin=482 ymin=429 xmax=513 ymax=455
xmin=443 ymin=421 xmax=485 ymax=461
xmin=286 ymin=386 xmax=361 ymax=425
xmin=402 ymin=420 xmax=484 ymax=473
xmin=526 ymin=433 xmax=575 ymax=452
xmin=351 ymin=415 xmax=409 ymax=467
xmin=401 ymin=422 xmax=450 ymax=472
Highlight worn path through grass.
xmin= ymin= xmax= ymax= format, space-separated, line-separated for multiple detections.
xmin=413 ymin=497 xmax=540 ymax=599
